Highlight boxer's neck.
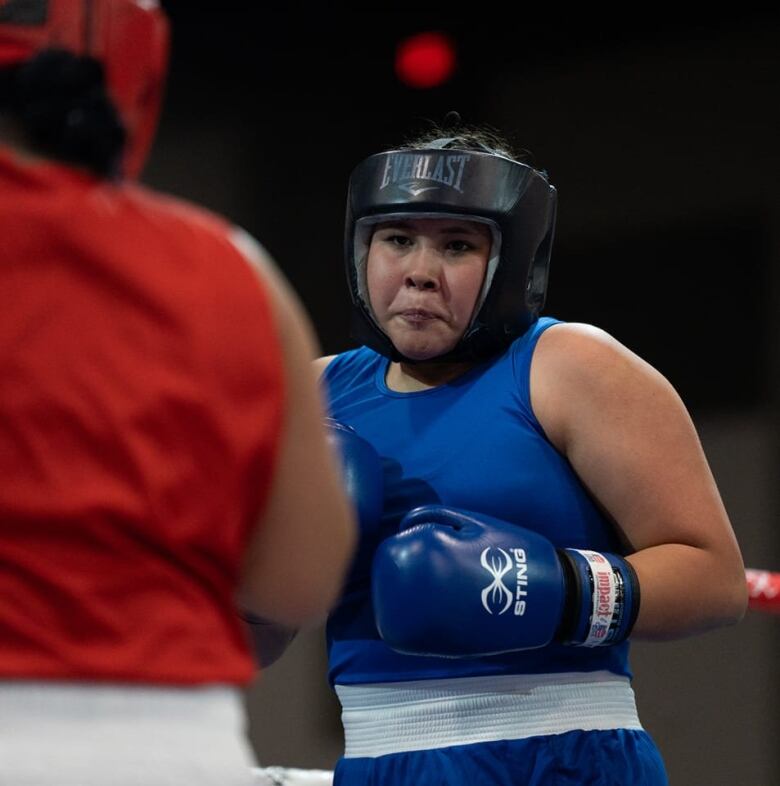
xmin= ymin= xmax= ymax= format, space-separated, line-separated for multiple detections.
xmin=385 ymin=360 xmax=477 ymax=392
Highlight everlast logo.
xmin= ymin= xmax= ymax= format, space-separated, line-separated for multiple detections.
xmin=380 ymin=152 xmax=471 ymax=195
xmin=480 ymin=547 xmax=528 ymax=616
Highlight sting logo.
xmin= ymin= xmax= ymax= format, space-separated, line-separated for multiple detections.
xmin=480 ymin=547 xmax=528 ymax=616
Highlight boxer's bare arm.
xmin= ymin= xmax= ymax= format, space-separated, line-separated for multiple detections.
xmin=531 ymin=322 xmax=746 ymax=638
xmin=312 ymin=355 xmax=336 ymax=378
xmin=235 ymin=237 xmax=356 ymax=627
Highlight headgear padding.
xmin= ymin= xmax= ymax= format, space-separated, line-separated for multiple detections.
xmin=344 ymin=145 xmax=557 ymax=362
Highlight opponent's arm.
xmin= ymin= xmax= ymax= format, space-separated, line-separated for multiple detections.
xmin=238 ymin=612 xmax=299 ymax=670
xmin=314 ymin=359 xmax=387 ymax=591
xmin=531 ymin=323 xmax=747 ymax=639
xmin=242 ymin=418 xmax=383 ymax=665
xmin=313 ymin=355 xmax=336 ymax=378
xmin=237 ymin=245 xmax=357 ymax=628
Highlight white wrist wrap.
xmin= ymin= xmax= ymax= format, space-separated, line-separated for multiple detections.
xmin=572 ymin=549 xmax=619 ymax=647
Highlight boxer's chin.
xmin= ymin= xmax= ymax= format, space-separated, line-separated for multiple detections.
xmin=387 ymin=320 xmax=460 ymax=362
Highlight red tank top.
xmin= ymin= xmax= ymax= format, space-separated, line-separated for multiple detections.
xmin=0 ymin=148 xmax=284 ymax=684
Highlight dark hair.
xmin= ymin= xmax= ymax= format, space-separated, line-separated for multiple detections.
xmin=398 ymin=112 xmax=537 ymax=170
xmin=0 ymin=49 xmax=126 ymax=178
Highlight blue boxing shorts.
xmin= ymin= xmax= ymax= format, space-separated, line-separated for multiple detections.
xmin=334 ymin=672 xmax=669 ymax=786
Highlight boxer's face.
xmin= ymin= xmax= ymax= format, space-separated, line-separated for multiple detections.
xmin=366 ymin=217 xmax=491 ymax=361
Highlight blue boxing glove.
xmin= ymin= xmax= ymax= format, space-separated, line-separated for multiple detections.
xmin=325 ymin=419 xmax=384 ymax=590
xmin=372 ymin=505 xmax=640 ymax=657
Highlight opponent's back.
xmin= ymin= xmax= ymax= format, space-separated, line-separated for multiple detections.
xmin=0 ymin=148 xmax=285 ymax=684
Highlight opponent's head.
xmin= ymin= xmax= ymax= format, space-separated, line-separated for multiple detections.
xmin=0 ymin=0 xmax=169 ymax=178
xmin=345 ymin=129 xmax=557 ymax=363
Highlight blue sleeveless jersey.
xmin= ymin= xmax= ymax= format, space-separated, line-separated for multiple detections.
xmin=322 ymin=317 xmax=632 ymax=685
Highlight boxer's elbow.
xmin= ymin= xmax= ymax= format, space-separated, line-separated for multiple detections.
xmin=629 ymin=540 xmax=748 ymax=640
xmin=719 ymin=565 xmax=749 ymax=627
xmin=698 ymin=580 xmax=747 ymax=634
xmin=706 ymin=541 xmax=749 ymax=629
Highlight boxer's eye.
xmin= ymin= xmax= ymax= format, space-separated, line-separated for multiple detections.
xmin=383 ymin=234 xmax=413 ymax=247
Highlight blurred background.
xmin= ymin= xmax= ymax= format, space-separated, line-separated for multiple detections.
xmin=148 ymin=4 xmax=779 ymax=784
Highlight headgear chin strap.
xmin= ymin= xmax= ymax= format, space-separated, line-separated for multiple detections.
xmin=344 ymin=146 xmax=558 ymax=363
xmin=0 ymin=0 xmax=169 ymax=179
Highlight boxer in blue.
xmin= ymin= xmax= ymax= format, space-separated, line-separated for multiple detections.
xmin=317 ymin=123 xmax=747 ymax=785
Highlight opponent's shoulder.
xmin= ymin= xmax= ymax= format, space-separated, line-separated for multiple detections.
xmin=313 ymin=355 xmax=337 ymax=378
xmin=121 ymin=181 xmax=234 ymax=236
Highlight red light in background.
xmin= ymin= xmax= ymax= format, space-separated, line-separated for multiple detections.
xmin=395 ymin=32 xmax=456 ymax=89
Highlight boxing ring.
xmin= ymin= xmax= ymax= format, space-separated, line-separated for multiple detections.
xmin=744 ymin=568 xmax=780 ymax=615
xmin=252 ymin=767 xmax=334 ymax=786
xmin=250 ymin=568 xmax=779 ymax=785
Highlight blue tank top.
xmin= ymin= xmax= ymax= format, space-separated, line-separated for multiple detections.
xmin=322 ymin=317 xmax=632 ymax=685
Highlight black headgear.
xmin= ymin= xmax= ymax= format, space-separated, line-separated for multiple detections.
xmin=344 ymin=142 xmax=557 ymax=362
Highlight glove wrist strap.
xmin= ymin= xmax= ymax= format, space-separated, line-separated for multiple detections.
xmin=557 ymin=549 xmax=641 ymax=647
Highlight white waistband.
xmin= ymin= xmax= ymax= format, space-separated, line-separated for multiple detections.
xmin=336 ymin=671 xmax=642 ymax=758
xmin=0 ymin=682 xmax=256 ymax=785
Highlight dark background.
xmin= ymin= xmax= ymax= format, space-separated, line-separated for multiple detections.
xmin=148 ymin=5 xmax=780 ymax=783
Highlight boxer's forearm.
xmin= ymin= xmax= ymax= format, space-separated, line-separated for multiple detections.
xmin=627 ymin=543 xmax=747 ymax=640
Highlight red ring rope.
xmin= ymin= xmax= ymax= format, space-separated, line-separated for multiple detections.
xmin=746 ymin=569 xmax=780 ymax=614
